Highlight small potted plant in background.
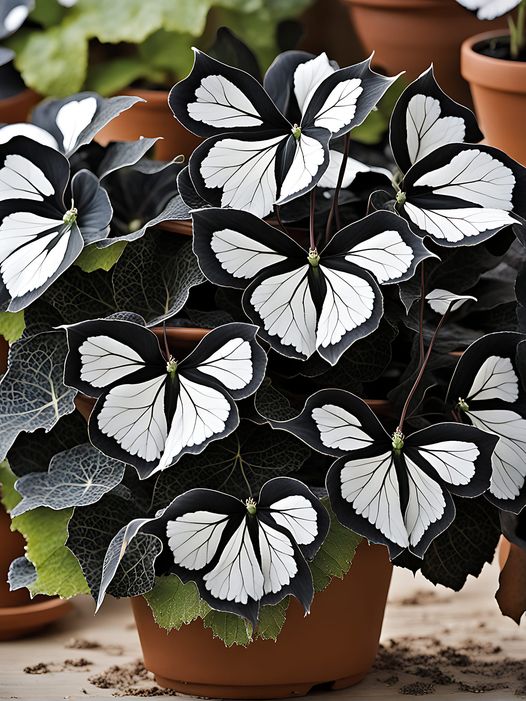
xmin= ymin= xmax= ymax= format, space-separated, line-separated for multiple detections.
xmin=0 ymin=0 xmax=40 ymax=122
xmin=1 ymin=38 xmax=526 ymax=697
xmin=4 ymin=0 xmax=314 ymax=158
xmin=339 ymin=0 xmax=505 ymax=104
xmin=460 ymin=0 xmax=526 ymax=164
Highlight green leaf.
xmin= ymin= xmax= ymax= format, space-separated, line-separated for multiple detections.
xmin=13 ymin=23 xmax=88 ymax=97
xmin=144 ymin=575 xmax=209 ymax=630
xmin=310 ymin=503 xmax=362 ymax=592
xmin=256 ymin=598 xmax=289 ymax=641
xmin=0 ymin=311 xmax=24 ymax=343
xmin=202 ymin=609 xmax=252 ymax=647
xmin=75 ymin=242 xmax=127 ymax=273
xmin=0 ymin=461 xmax=89 ymax=598
xmin=138 ymin=29 xmax=195 ymax=82
xmin=86 ymin=57 xmax=164 ymax=96
xmin=68 ymin=0 xmax=166 ymax=44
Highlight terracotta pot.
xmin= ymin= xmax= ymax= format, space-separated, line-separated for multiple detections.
xmin=342 ymin=0 xmax=504 ymax=104
xmin=0 ymin=88 xmax=39 ymax=124
xmin=74 ymin=327 xmax=210 ymax=421
xmin=157 ymin=219 xmax=192 ymax=237
xmin=0 ymin=501 xmax=72 ymax=640
xmin=95 ymin=88 xmax=201 ymax=161
xmin=132 ymin=541 xmax=392 ymax=698
xmin=461 ymin=31 xmax=526 ymax=166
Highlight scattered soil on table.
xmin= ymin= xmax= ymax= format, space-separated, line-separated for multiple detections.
xmin=374 ymin=636 xmax=526 ymax=696
xmin=88 ymin=659 xmax=178 ymax=697
xmin=395 ymin=590 xmax=452 ymax=606
xmin=65 ymin=637 xmax=124 ymax=656
xmin=23 ymin=658 xmax=92 ymax=674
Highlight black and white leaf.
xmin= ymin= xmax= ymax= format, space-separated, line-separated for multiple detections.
xmin=397 ymin=143 xmax=526 ymax=247
xmin=0 ymin=136 xmax=112 ymax=310
xmin=426 ymin=289 xmax=478 ymax=315
xmin=0 ymin=331 xmax=76 ymax=461
xmin=448 ymin=331 xmax=526 ymax=512
xmin=143 ymin=476 xmax=330 ymax=624
xmin=192 ymin=206 xmax=432 ymax=365
xmin=275 ymin=389 xmax=496 ymax=559
xmin=31 ymin=93 xmax=144 ymax=156
xmin=170 ymin=50 xmax=398 ymax=216
xmin=11 ymin=443 xmax=125 ymax=515
xmin=0 ymin=0 xmax=32 ymax=40
xmin=455 ymin=0 xmax=521 ymax=20
xmin=63 ymin=320 xmax=267 ymax=478
xmin=390 ymin=66 xmax=483 ymax=173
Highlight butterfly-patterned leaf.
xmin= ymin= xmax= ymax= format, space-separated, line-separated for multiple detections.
xmin=192 ymin=207 xmax=431 ymax=365
xmin=275 ymin=389 xmax=496 ymax=559
xmin=397 ymin=143 xmax=526 ymax=248
xmin=144 ymin=476 xmax=330 ymax=624
xmin=63 ymin=320 xmax=267 ymax=477
xmin=448 ymin=331 xmax=526 ymax=512
xmin=456 ymin=0 xmax=521 ymax=19
xmin=171 ymin=50 xmax=398 ymax=216
xmin=390 ymin=66 xmax=483 ymax=173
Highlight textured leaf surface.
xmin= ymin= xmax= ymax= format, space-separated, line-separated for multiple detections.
xmin=310 ymin=503 xmax=362 ymax=592
xmin=12 ymin=444 xmax=125 ymax=515
xmin=0 ymin=332 xmax=76 ymax=461
xmin=8 ymin=556 xmax=37 ymax=591
xmin=8 ymin=411 xmax=87 ymax=477
xmin=152 ymin=422 xmax=309 ymax=508
xmin=144 ymin=575 xmax=209 ymax=631
xmin=107 ymin=532 xmax=162 ymax=598
xmin=1 ymin=463 xmax=88 ymax=598
xmin=395 ymin=497 xmax=501 ymax=591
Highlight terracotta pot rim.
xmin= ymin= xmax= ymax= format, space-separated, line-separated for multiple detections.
xmin=118 ymin=86 xmax=171 ymax=106
xmin=0 ymin=87 xmax=39 ymax=109
xmin=0 ymin=596 xmax=70 ymax=617
xmin=461 ymin=31 xmax=526 ymax=93
xmin=157 ymin=219 xmax=192 ymax=234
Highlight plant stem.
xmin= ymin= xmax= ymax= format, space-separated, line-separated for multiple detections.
xmin=274 ymin=205 xmax=287 ymax=234
xmin=398 ymin=311 xmax=449 ymax=433
xmin=418 ymin=262 xmax=426 ymax=368
xmin=509 ymin=0 xmax=526 ymax=59
xmin=310 ymin=189 xmax=316 ymax=251
xmin=162 ymin=321 xmax=170 ymax=362
xmin=325 ymin=133 xmax=351 ymax=242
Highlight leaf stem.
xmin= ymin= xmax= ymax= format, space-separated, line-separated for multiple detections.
xmin=309 ymin=189 xmax=316 ymax=252
xmin=274 ymin=205 xmax=287 ymax=234
xmin=325 ymin=133 xmax=351 ymax=243
xmin=398 ymin=310 xmax=449 ymax=433
xmin=418 ymin=262 xmax=426 ymax=368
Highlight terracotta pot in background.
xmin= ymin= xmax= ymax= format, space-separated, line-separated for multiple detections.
xmin=95 ymin=88 xmax=201 ymax=161
xmin=300 ymin=0 xmax=363 ymax=67
xmin=157 ymin=219 xmax=192 ymax=237
xmin=0 ymin=88 xmax=39 ymax=125
xmin=74 ymin=327 xmax=210 ymax=421
xmin=342 ymin=0 xmax=504 ymax=104
xmin=461 ymin=31 xmax=526 ymax=166
xmin=132 ymin=541 xmax=392 ymax=698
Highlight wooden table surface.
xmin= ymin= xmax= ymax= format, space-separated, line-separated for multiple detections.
xmin=0 ymin=559 xmax=524 ymax=700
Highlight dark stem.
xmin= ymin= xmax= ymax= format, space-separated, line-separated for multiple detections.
xmin=325 ymin=133 xmax=351 ymax=242
xmin=274 ymin=205 xmax=287 ymax=234
xmin=418 ymin=262 xmax=426 ymax=368
xmin=162 ymin=321 xmax=171 ymax=362
xmin=310 ymin=189 xmax=316 ymax=251
xmin=398 ymin=310 xmax=449 ymax=433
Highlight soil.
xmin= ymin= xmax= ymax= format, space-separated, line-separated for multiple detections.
xmin=473 ymin=35 xmax=526 ymax=62
xmin=24 ymin=659 xmax=92 ymax=674
xmin=65 ymin=637 xmax=124 ymax=655
xmin=373 ymin=636 xmax=526 ymax=696
xmin=88 ymin=659 xmax=177 ymax=697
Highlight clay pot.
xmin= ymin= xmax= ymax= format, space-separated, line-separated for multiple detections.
xmin=157 ymin=219 xmax=192 ymax=237
xmin=342 ymin=0 xmax=504 ymax=104
xmin=0 ymin=88 xmax=39 ymax=124
xmin=74 ymin=327 xmax=209 ymax=421
xmin=461 ymin=31 xmax=526 ymax=166
xmin=95 ymin=88 xmax=201 ymax=161
xmin=0 ymin=500 xmax=72 ymax=640
xmin=132 ymin=541 xmax=392 ymax=698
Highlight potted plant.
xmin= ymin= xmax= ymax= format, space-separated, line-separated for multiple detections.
xmin=460 ymin=0 xmax=526 ymax=164
xmin=0 ymin=0 xmax=40 ymax=122
xmin=4 ymin=1 xmax=313 ymax=159
xmin=1 ymin=41 xmax=526 ymax=697
xmin=342 ymin=0 xmax=505 ymax=104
